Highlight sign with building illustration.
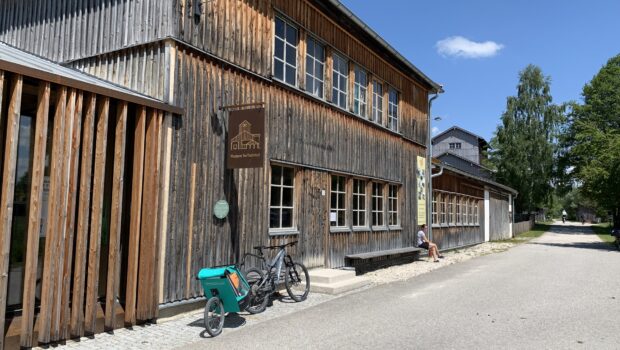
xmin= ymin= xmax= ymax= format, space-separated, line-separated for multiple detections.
xmin=417 ymin=156 xmax=426 ymax=224
xmin=227 ymin=108 xmax=265 ymax=168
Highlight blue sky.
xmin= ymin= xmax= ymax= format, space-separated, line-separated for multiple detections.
xmin=341 ymin=0 xmax=620 ymax=142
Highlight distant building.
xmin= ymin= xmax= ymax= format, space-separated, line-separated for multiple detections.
xmin=432 ymin=126 xmax=493 ymax=178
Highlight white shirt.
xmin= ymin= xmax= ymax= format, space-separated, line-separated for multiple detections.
xmin=562 ymin=210 xmax=567 ymax=216
xmin=417 ymin=230 xmax=426 ymax=246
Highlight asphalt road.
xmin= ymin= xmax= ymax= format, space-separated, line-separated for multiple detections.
xmin=184 ymin=223 xmax=620 ymax=349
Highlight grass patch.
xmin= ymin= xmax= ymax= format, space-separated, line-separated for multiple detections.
xmin=496 ymin=224 xmax=551 ymax=244
xmin=591 ymin=223 xmax=616 ymax=244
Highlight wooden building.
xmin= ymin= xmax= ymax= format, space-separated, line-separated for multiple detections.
xmin=0 ymin=0 xmax=443 ymax=347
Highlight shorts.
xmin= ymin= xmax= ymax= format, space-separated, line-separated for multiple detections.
xmin=419 ymin=242 xmax=429 ymax=249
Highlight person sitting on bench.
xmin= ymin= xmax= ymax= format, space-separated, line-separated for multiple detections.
xmin=417 ymin=224 xmax=443 ymax=262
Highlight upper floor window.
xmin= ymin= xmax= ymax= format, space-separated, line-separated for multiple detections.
xmin=449 ymin=142 xmax=462 ymax=149
xmin=353 ymin=66 xmax=367 ymax=117
xmin=330 ymin=175 xmax=346 ymax=227
xmin=388 ymin=88 xmax=399 ymax=131
xmin=332 ymin=53 xmax=348 ymax=110
xmin=372 ymin=80 xmax=383 ymax=125
xmin=388 ymin=184 xmax=399 ymax=226
xmin=305 ymin=36 xmax=325 ymax=98
xmin=270 ymin=165 xmax=295 ymax=229
xmin=352 ymin=179 xmax=366 ymax=227
xmin=274 ymin=17 xmax=298 ymax=86
xmin=371 ymin=182 xmax=384 ymax=226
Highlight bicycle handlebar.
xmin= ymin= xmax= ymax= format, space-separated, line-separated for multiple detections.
xmin=252 ymin=241 xmax=297 ymax=251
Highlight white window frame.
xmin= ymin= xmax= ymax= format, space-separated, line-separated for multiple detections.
xmin=448 ymin=194 xmax=455 ymax=225
xmin=372 ymin=80 xmax=383 ymax=125
xmin=273 ymin=16 xmax=298 ymax=86
xmin=432 ymin=191 xmax=438 ymax=225
xmin=330 ymin=175 xmax=347 ymax=228
xmin=352 ymin=179 xmax=367 ymax=227
xmin=353 ymin=66 xmax=368 ymax=118
xmin=332 ymin=53 xmax=348 ymax=110
xmin=388 ymin=184 xmax=399 ymax=227
xmin=474 ymin=201 xmax=479 ymax=225
xmin=269 ymin=165 xmax=295 ymax=230
xmin=305 ymin=35 xmax=325 ymax=98
xmin=371 ymin=182 xmax=384 ymax=227
xmin=388 ymin=88 xmax=399 ymax=131
xmin=456 ymin=195 xmax=462 ymax=225
xmin=440 ymin=193 xmax=447 ymax=225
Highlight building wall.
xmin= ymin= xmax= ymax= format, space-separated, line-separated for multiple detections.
xmin=433 ymin=129 xmax=480 ymax=164
xmin=489 ymin=191 xmax=511 ymax=240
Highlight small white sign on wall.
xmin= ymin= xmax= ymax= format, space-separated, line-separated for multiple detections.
xmin=330 ymin=212 xmax=337 ymax=222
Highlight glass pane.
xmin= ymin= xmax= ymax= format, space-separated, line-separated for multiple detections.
xmin=306 ymin=56 xmax=313 ymax=75
xmin=274 ymin=60 xmax=284 ymax=81
xmin=275 ymin=39 xmax=284 ymax=60
xmin=282 ymin=167 xmax=294 ymax=186
xmin=340 ymin=76 xmax=347 ymax=92
xmin=281 ymin=209 xmax=293 ymax=228
xmin=270 ymin=208 xmax=280 ymax=228
xmin=316 ymin=44 xmax=324 ymax=60
xmin=339 ymin=93 xmax=346 ymax=109
xmin=332 ymin=88 xmax=338 ymax=104
xmin=286 ymin=24 xmax=297 ymax=44
xmin=316 ymin=63 xmax=324 ymax=80
xmin=285 ymin=66 xmax=296 ymax=85
xmin=271 ymin=165 xmax=282 ymax=184
xmin=275 ymin=17 xmax=284 ymax=38
xmin=331 ymin=194 xmax=337 ymax=209
xmin=282 ymin=188 xmax=293 ymax=207
xmin=286 ymin=46 xmax=296 ymax=65
xmin=270 ymin=187 xmax=281 ymax=206
xmin=306 ymin=77 xmax=314 ymax=94
xmin=331 ymin=176 xmax=338 ymax=189
xmin=307 ymin=37 xmax=314 ymax=56
xmin=338 ymin=193 xmax=345 ymax=208
xmin=338 ymin=211 xmax=345 ymax=226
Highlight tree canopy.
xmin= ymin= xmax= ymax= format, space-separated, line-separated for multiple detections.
xmin=490 ymin=64 xmax=564 ymax=214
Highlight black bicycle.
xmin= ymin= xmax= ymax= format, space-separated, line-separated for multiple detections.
xmin=240 ymin=241 xmax=310 ymax=313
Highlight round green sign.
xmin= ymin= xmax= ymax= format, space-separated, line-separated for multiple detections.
xmin=213 ymin=200 xmax=229 ymax=219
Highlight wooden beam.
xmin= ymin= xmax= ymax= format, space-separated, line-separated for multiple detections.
xmin=104 ymin=101 xmax=127 ymax=330
xmin=84 ymin=97 xmax=110 ymax=334
xmin=59 ymin=91 xmax=84 ymax=340
xmin=124 ymin=106 xmax=145 ymax=325
xmin=0 ymin=74 xmax=22 ymax=350
xmin=185 ymin=162 xmax=197 ymax=300
xmin=70 ymin=94 xmax=97 ymax=337
xmin=19 ymin=81 xmax=51 ymax=348
xmin=152 ymin=111 xmax=164 ymax=318
xmin=38 ymin=86 xmax=67 ymax=344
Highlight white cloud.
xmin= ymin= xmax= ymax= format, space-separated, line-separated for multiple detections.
xmin=436 ymin=36 xmax=504 ymax=58
xmin=432 ymin=127 xmax=440 ymax=135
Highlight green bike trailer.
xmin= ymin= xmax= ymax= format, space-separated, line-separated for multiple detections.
xmin=196 ymin=265 xmax=251 ymax=336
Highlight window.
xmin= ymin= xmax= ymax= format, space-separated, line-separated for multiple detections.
xmin=449 ymin=142 xmax=462 ymax=149
xmin=448 ymin=194 xmax=455 ymax=225
xmin=371 ymin=182 xmax=384 ymax=226
xmin=330 ymin=175 xmax=346 ymax=227
xmin=440 ymin=193 xmax=447 ymax=225
xmin=469 ymin=198 xmax=474 ymax=224
xmin=332 ymin=53 xmax=348 ymax=109
xmin=432 ymin=191 xmax=438 ymax=225
xmin=353 ymin=66 xmax=367 ymax=117
xmin=274 ymin=16 xmax=298 ymax=86
xmin=352 ymin=179 xmax=366 ymax=227
xmin=305 ymin=36 xmax=325 ymax=98
xmin=270 ymin=165 xmax=295 ymax=229
xmin=388 ymin=185 xmax=399 ymax=226
xmin=388 ymin=88 xmax=399 ymax=131
xmin=372 ymin=80 xmax=383 ymax=124
xmin=474 ymin=201 xmax=479 ymax=225
xmin=456 ymin=196 xmax=461 ymax=225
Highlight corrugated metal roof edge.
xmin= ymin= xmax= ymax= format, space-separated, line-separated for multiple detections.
xmin=0 ymin=41 xmax=183 ymax=115
xmin=435 ymin=161 xmax=518 ymax=195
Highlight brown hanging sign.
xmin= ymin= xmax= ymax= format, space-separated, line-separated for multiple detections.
xmin=227 ymin=107 xmax=265 ymax=168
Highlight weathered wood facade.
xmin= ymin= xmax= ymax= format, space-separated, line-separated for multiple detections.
xmin=1 ymin=0 xmax=443 ymax=347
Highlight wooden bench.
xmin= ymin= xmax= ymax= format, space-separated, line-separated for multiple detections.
xmin=344 ymin=247 xmax=423 ymax=275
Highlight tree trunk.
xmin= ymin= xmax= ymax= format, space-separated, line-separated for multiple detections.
xmin=613 ymin=207 xmax=620 ymax=229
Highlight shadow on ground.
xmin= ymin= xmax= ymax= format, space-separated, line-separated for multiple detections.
xmin=528 ymin=223 xmax=618 ymax=252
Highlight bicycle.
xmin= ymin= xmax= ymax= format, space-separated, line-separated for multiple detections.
xmin=240 ymin=241 xmax=310 ymax=314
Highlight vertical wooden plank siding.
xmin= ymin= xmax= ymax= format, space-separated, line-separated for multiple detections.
xmin=152 ymin=111 xmax=164 ymax=318
xmin=185 ymin=163 xmax=197 ymax=300
xmin=38 ymin=86 xmax=67 ymax=344
xmin=0 ymin=74 xmax=22 ymax=350
xmin=84 ymin=97 xmax=110 ymax=334
xmin=124 ymin=106 xmax=145 ymax=325
xmin=19 ymin=81 xmax=50 ymax=348
xmin=70 ymin=94 xmax=97 ymax=337
xmin=60 ymin=92 xmax=84 ymax=340
xmin=104 ymin=101 xmax=127 ymax=330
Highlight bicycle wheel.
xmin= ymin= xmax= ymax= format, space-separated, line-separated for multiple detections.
xmin=204 ymin=297 xmax=225 ymax=337
xmin=244 ymin=267 xmax=269 ymax=314
xmin=285 ymin=262 xmax=309 ymax=302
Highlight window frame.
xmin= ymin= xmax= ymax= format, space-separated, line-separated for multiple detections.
xmin=432 ymin=191 xmax=438 ymax=225
xmin=371 ymin=182 xmax=385 ymax=227
xmin=305 ymin=35 xmax=325 ymax=99
xmin=269 ymin=164 xmax=296 ymax=231
xmin=388 ymin=184 xmax=399 ymax=227
xmin=439 ymin=193 xmax=447 ymax=225
xmin=388 ymin=87 xmax=399 ymax=132
xmin=273 ymin=16 xmax=299 ymax=87
xmin=331 ymin=53 xmax=349 ymax=110
xmin=352 ymin=178 xmax=367 ymax=228
xmin=372 ymin=80 xmax=383 ymax=125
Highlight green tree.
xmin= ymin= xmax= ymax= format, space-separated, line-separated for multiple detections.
xmin=565 ymin=54 xmax=620 ymax=228
xmin=490 ymin=65 xmax=564 ymax=214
